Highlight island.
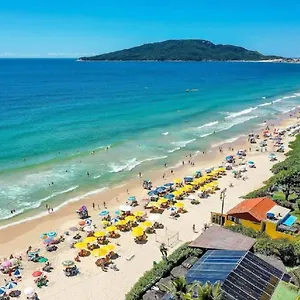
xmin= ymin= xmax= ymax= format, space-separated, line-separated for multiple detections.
xmin=79 ymin=39 xmax=283 ymax=61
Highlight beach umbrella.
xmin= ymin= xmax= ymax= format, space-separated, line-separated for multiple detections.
xmin=79 ymin=220 xmax=86 ymax=226
xmin=99 ymin=210 xmax=110 ymax=217
xmin=147 ymin=190 xmax=158 ymax=196
xmin=69 ymin=226 xmax=78 ymax=232
xmin=102 ymin=244 xmax=116 ymax=252
xmin=147 ymin=202 xmax=160 ymax=208
xmin=133 ymin=211 xmax=145 ymax=217
xmin=5 ymin=281 xmax=17 ymax=289
xmin=125 ymin=215 xmax=136 ymax=222
xmin=43 ymin=238 xmax=55 ymax=245
xmin=62 ymin=260 xmax=75 ymax=267
xmin=83 ymin=225 xmax=94 ymax=232
xmin=174 ymin=179 xmax=182 ymax=184
xmin=269 ymin=153 xmax=277 ymax=159
xmin=119 ymin=205 xmax=132 ymax=212
xmin=111 ymin=217 xmax=119 ymax=223
xmin=85 ymin=218 xmax=92 ymax=226
xmin=128 ymin=196 xmax=136 ymax=202
xmin=157 ymin=186 xmax=167 ymax=191
xmin=116 ymin=220 xmax=127 ymax=226
xmin=174 ymin=202 xmax=184 ymax=208
xmin=83 ymin=237 xmax=96 ymax=244
xmin=106 ymin=225 xmax=117 ymax=232
xmin=168 ymin=207 xmax=177 ymax=212
xmin=163 ymin=182 xmax=174 ymax=187
xmin=141 ymin=221 xmax=153 ymax=228
xmin=1 ymin=261 xmax=11 ymax=268
xmin=164 ymin=193 xmax=175 ymax=200
xmin=91 ymin=248 xmax=108 ymax=258
xmin=13 ymin=269 xmax=21 ymax=278
xmin=74 ymin=242 xmax=88 ymax=250
xmin=32 ymin=271 xmax=43 ymax=278
xmin=148 ymin=214 xmax=161 ymax=221
xmin=101 ymin=220 xmax=109 ymax=226
xmin=0 ymin=287 xmax=5 ymax=295
xmin=248 ymin=161 xmax=255 ymax=165
xmin=40 ymin=233 xmax=48 ymax=239
xmin=157 ymin=198 xmax=168 ymax=205
xmin=186 ymin=194 xmax=196 ymax=200
xmin=115 ymin=210 xmax=122 ymax=216
xmin=94 ymin=231 xmax=106 ymax=237
xmin=24 ymin=287 xmax=35 ymax=296
xmin=47 ymin=231 xmax=57 ymax=238
xmin=131 ymin=227 xmax=144 ymax=237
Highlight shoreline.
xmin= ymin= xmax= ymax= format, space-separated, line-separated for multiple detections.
xmin=0 ymin=110 xmax=298 ymax=254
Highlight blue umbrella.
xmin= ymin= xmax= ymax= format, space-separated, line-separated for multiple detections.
xmin=148 ymin=190 xmax=158 ymax=196
xmin=163 ymin=182 xmax=174 ymax=187
xmin=248 ymin=161 xmax=255 ymax=164
xmin=164 ymin=194 xmax=175 ymax=200
xmin=0 ymin=287 xmax=5 ymax=295
xmin=47 ymin=231 xmax=57 ymax=238
xmin=111 ymin=218 xmax=120 ymax=223
xmin=128 ymin=196 xmax=136 ymax=201
xmin=14 ymin=269 xmax=21 ymax=278
xmin=268 ymin=153 xmax=276 ymax=158
xmin=5 ymin=281 xmax=17 ymax=289
xmin=99 ymin=210 xmax=109 ymax=217
xmin=40 ymin=233 xmax=48 ymax=239
xmin=115 ymin=210 xmax=121 ymax=216
xmin=168 ymin=207 xmax=177 ymax=212
xmin=157 ymin=186 xmax=167 ymax=191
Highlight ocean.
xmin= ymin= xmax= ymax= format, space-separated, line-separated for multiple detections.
xmin=1 ymin=59 xmax=300 ymax=224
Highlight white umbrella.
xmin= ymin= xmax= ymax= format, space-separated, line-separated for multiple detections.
xmin=186 ymin=194 xmax=196 ymax=200
xmin=83 ymin=225 xmax=94 ymax=232
xmin=148 ymin=214 xmax=160 ymax=221
xmin=119 ymin=205 xmax=132 ymax=212
xmin=24 ymin=287 xmax=35 ymax=296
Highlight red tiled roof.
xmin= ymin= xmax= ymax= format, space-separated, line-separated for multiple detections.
xmin=226 ymin=197 xmax=276 ymax=222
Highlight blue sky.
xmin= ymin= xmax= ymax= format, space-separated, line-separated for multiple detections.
xmin=1 ymin=0 xmax=300 ymax=58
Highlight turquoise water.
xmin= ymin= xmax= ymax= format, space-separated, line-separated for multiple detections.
xmin=1 ymin=59 xmax=300 ymax=221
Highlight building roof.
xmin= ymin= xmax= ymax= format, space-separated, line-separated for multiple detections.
xmin=186 ymin=250 xmax=291 ymax=300
xmin=226 ymin=197 xmax=276 ymax=222
xmin=189 ymin=225 xmax=255 ymax=251
xmin=267 ymin=205 xmax=290 ymax=221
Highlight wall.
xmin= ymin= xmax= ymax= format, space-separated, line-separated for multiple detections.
xmin=241 ymin=219 xmax=262 ymax=231
xmin=264 ymin=221 xmax=300 ymax=242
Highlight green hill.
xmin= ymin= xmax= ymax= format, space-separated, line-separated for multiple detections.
xmin=80 ymin=39 xmax=282 ymax=61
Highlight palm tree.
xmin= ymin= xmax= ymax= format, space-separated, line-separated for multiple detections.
xmin=162 ymin=277 xmax=223 ymax=300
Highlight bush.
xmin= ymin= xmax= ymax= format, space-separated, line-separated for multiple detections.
xmin=125 ymin=243 xmax=202 ymax=300
xmin=224 ymin=224 xmax=260 ymax=238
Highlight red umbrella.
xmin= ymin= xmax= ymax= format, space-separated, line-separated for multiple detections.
xmin=32 ymin=271 xmax=42 ymax=277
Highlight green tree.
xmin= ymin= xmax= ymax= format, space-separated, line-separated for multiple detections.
xmin=162 ymin=277 xmax=191 ymax=299
xmin=273 ymin=168 xmax=300 ymax=201
xmin=289 ymin=268 xmax=300 ymax=291
xmin=193 ymin=281 xmax=223 ymax=300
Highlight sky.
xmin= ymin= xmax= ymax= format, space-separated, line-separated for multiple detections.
xmin=1 ymin=0 xmax=300 ymax=58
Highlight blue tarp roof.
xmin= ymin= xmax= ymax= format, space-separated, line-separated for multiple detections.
xmin=282 ymin=215 xmax=297 ymax=227
xmin=186 ymin=250 xmax=245 ymax=284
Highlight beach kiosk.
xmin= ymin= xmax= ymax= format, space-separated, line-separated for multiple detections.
xmin=143 ymin=179 xmax=152 ymax=190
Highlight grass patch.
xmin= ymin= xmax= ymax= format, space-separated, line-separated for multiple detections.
xmin=272 ymin=191 xmax=297 ymax=202
xmin=291 ymin=210 xmax=300 ymax=222
xmin=271 ymin=281 xmax=299 ymax=300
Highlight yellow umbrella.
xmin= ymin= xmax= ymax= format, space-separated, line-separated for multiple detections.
xmin=133 ymin=211 xmax=145 ymax=217
xmin=174 ymin=202 xmax=184 ymax=208
xmin=74 ymin=242 xmax=88 ymax=249
xmin=141 ymin=221 xmax=153 ymax=228
xmin=102 ymin=244 xmax=116 ymax=252
xmin=132 ymin=227 xmax=144 ymax=237
xmin=157 ymin=198 xmax=168 ymax=204
xmin=101 ymin=220 xmax=109 ymax=225
xmin=174 ymin=179 xmax=182 ymax=184
xmin=217 ymin=167 xmax=226 ymax=173
xmin=208 ymin=181 xmax=218 ymax=186
xmin=116 ymin=220 xmax=128 ymax=226
xmin=172 ymin=191 xmax=182 ymax=197
xmin=147 ymin=201 xmax=160 ymax=208
xmin=83 ymin=237 xmax=96 ymax=244
xmin=91 ymin=248 xmax=108 ymax=257
xmin=125 ymin=215 xmax=136 ymax=222
xmin=189 ymin=182 xmax=198 ymax=186
xmin=106 ymin=226 xmax=117 ymax=232
xmin=94 ymin=231 xmax=106 ymax=237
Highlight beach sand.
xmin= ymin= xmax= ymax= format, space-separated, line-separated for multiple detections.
xmin=0 ymin=113 xmax=299 ymax=300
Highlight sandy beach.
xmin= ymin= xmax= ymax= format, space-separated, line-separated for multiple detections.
xmin=0 ymin=112 xmax=299 ymax=300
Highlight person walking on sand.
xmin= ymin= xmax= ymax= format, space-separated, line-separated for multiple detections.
xmin=92 ymin=203 xmax=95 ymax=210
xmin=104 ymin=202 xmax=107 ymax=209
xmin=192 ymin=224 xmax=196 ymax=232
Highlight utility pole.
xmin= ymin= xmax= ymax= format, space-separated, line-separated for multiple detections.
xmin=220 ymin=188 xmax=227 ymax=226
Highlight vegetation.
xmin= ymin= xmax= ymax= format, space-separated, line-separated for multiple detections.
xmin=271 ymin=281 xmax=299 ymax=300
xmin=244 ymin=135 xmax=300 ymax=204
xmin=125 ymin=243 xmax=202 ymax=300
xmin=163 ymin=277 xmax=223 ymax=300
xmin=225 ymin=225 xmax=300 ymax=266
xmin=80 ymin=39 xmax=281 ymax=61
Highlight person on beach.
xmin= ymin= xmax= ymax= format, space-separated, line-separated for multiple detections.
xmin=138 ymin=172 xmax=142 ymax=178
xmin=164 ymin=163 xmax=167 ymax=168
xmin=126 ymin=189 xmax=129 ymax=194
xmin=182 ymin=161 xmax=184 ymax=165
xmin=163 ymin=173 xmax=165 ymax=179
xmin=170 ymin=169 xmax=173 ymax=175
xmin=104 ymin=202 xmax=107 ymax=209
xmin=92 ymin=203 xmax=95 ymax=210
xmin=46 ymin=204 xmax=48 ymax=210
xmin=86 ymin=172 xmax=89 ymax=176
xmin=192 ymin=224 xmax=196 ymax=232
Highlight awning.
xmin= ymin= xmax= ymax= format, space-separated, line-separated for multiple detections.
xmin=282 ymin=215 xmax=297 ymax=227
